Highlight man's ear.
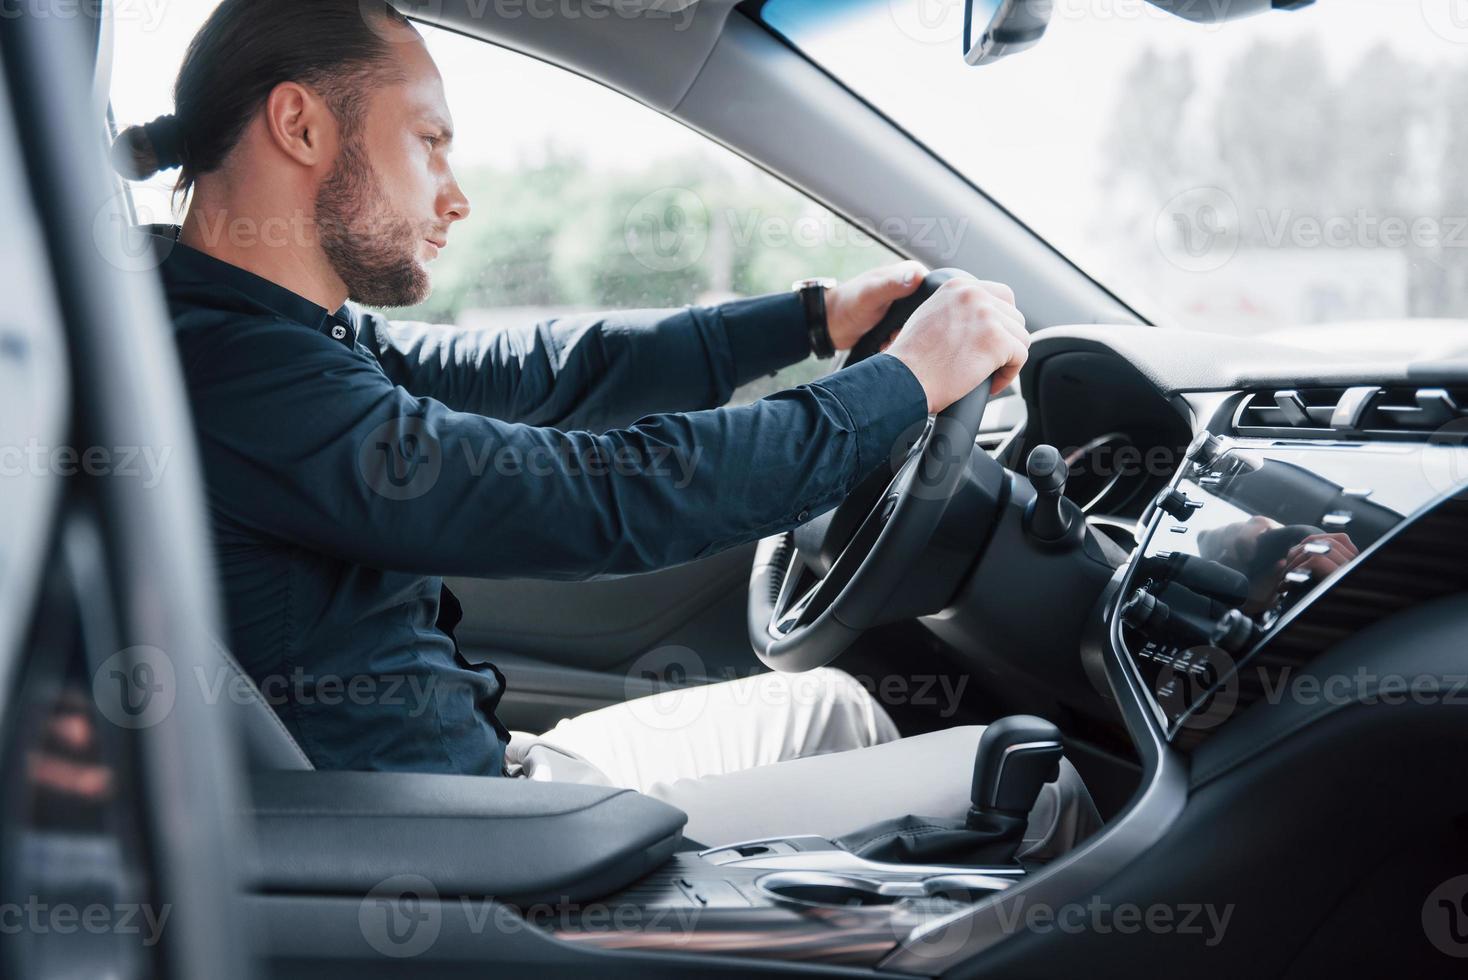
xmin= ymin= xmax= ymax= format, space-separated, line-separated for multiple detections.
xmin=262 ymin=81 xmax=336 ymax=169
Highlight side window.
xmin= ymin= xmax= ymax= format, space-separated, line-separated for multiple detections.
xmin=412 ymin=25 xmax=901 ymax=402
xmin=108 ymin=8 xmax=902 ymax=405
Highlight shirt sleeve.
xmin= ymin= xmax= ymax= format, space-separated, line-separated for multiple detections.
xmin=185 ymin=317 xmax=927 ymax=580
xmin=355 ymin=292 xmax=813 ymax=431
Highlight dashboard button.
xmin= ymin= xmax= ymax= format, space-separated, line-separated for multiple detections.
xmin=1185 ymin=431 xmax=1222 ymax=464
xmin=1120 ymin=589 xmax=1158 ymax=630
xmin=1154 ymin=488 xmax=1204 ymax=522
xmin=1211 ymin=609 xmax=1258 ymax=654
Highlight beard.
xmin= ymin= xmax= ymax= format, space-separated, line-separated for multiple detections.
xmin=315 ymin=134 xmax=430 ymax=308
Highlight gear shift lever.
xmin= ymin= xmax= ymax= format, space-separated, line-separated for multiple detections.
xmin=839 ymin=714 xmax=1067 ymax=868
xmin=968 ymin=714 xmax=1064 ymax=826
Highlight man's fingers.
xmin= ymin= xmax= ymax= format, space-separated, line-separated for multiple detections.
xmin=899 ymin=260 xmax=929 ymax=287
xmin=987 ymin=334 xmax=1028 ymax=396
xmin=988 ymin=302 xmax=1029 ymax=346
xmin=969 ymin=280 xmax=1026 ymax=340
xmin=872 ymin=260 xmax=928 ymax=299
xmin=989 ymin=362 xmax=1022 ymax=396
xmin=974 ymin=279 xmax=1015 ymax=306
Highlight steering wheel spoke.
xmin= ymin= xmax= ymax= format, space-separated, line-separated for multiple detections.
xmin=767 ymin=460 xmax=913 ymax=638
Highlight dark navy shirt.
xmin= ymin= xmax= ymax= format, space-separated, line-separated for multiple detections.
xmin=157 ymin=230 xmax=928 ymax=775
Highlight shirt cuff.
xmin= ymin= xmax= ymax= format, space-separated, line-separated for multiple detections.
xmin=811 ymin=353 xmax=929 ymax=482
xmin=718 ymin=292 xmax=812 ymax=388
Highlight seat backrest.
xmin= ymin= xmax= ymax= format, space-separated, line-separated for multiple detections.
xmin=122 ymin=222 xmax=310 ymax=772
xmin=208 ymin=636 xmax=314 ymax=771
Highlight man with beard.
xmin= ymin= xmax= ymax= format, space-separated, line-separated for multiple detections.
xmin=111 ymin=0 xmax=1097 ymax=850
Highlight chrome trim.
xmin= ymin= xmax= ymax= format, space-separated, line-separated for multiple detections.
xmin=697 ymin=834 xmax=832 ymax=860
xmin=756 ymin=870 xmax=1013 ymax=910
xmin=1061 ymin=430 xmax=1130 ymax=513
xmin=717 ymin=849 xmax=1026 ymax=879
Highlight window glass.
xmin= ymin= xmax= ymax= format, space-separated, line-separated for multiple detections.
xmin=763 ymin=0 xmax=1465 ymax=338
xmin=109 ymin=7 xmax=902 ymax=400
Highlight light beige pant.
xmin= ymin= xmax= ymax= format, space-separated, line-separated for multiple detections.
xmin=506 ymin=667 xmax=1099 ymax=854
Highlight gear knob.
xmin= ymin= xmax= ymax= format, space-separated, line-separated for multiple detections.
xmin=970 ymin=715 xmax=1064 ymax=817
xmin=1024 ymin=445 xmax=1076 ymax=543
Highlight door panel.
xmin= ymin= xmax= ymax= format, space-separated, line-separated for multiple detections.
xmin=449 ymin=543 xmax=759 ymax=732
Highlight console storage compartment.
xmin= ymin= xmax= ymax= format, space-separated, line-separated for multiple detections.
xmin=246 ymin=770 xmax=687 ymax=904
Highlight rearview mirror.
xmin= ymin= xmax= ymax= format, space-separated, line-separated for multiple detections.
xmin=963 ymin=0 xmax=1053 ymax=67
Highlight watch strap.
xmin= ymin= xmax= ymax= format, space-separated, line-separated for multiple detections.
xmin=794 ymin=278 xmax=837 ymax=359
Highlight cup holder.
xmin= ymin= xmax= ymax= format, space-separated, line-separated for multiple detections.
xmin=920 ymin=874 xmax=1010 ymax=904
xmin=757 ymin=871 xmax=1009 ymax=909
xmin=757 ymin=872 xmax=901 ymax=908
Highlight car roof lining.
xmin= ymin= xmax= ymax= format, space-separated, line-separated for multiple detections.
xmin=424 ymin=0 xmax=736 ymax=113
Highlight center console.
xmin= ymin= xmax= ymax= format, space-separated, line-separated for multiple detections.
xmin=552 ymin=836 xmax=1019 ymax=966
xmin=1116 ymin=409 xmax=1468 ymax=744
xmin=552 ymin=714 xmax=1066 ymax=965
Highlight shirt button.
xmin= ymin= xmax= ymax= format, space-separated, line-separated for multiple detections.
xmin=331 ymin=324 xmax=348 ymax=341
xmin=797 ymin=509 xmax=810 ymax=522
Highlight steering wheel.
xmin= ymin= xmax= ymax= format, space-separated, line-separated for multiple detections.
xmin=747 ymin=269 xmax=994 ymax=672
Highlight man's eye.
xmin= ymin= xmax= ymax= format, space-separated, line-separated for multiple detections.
xmin=421 ymin=135 xmax=440 ymax=149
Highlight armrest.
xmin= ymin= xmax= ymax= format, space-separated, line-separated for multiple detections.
xmin=245 ymin=771 xmax=687 ymax=904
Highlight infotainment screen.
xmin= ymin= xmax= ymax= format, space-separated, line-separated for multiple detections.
xmin=1122 ymin=435 xmax=1468 ymax=734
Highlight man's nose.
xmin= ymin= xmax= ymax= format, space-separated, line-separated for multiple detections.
xmin=442 ymin=177 xmax=470 ymax=223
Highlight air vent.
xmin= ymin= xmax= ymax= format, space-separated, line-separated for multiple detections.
xmin=1233 ymin=388 xmax=1349 ymax=434
xmin=1233 ymin=386 xmax=1468 ymax=439
xmin=1357 ymin=386 xmax=1468 ymax=435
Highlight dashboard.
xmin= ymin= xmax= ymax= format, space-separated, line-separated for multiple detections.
xmin=815 ymin=324 xmax=1468 ymax=976
xmin=1018 ymin=325 xmax=1468 ymax=748
xmin=1121 ymin=432 xmax=1467 ymax=741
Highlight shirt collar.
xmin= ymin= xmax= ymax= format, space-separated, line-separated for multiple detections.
xmin=150 ymin=224 xmax=359 ymax=347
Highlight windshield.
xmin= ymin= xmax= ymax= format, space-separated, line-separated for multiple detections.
xmin=761 ymin=0 xmax=1466 ymax=336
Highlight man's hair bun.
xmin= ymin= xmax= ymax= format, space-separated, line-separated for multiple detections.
xmin=110 ymin=114 xmax=185 ymax=181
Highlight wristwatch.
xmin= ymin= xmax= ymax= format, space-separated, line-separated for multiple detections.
xmin=792 ymin=277 xmax=838 ymax=359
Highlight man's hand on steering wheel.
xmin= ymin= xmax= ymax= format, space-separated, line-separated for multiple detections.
xmin=827 ymin=263 xmax=1031 ymax=412
xmin=885 ymin=276 xmax=1030 ymax=411
xmin=825 ymin=260 xmax=930 ymax=350
xmin=749 ymin=267 xmax=1033 ymax=673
